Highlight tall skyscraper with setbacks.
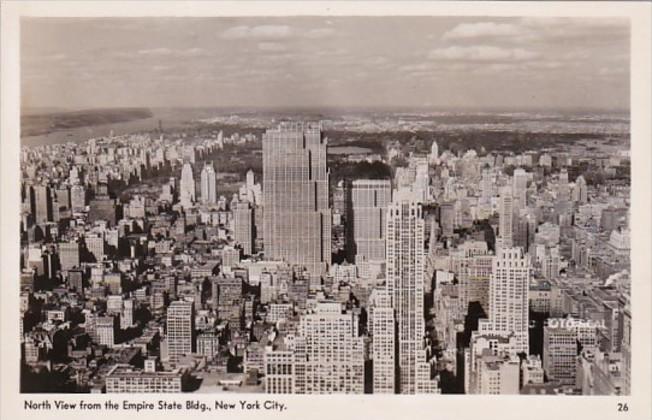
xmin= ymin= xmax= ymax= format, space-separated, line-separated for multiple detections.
xmin=262 ymin=122 xmax=331 ymax=280
xmin=386 ymin=197 xmax=438 ymax=394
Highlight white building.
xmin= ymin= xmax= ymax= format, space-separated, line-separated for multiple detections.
xmin=200 ymin=162 xmax=217 ymax=205
xmin=180 ymin=162 xmax=195 ymax=208
xmin=488 ymin=247 xmax=530 ymax=353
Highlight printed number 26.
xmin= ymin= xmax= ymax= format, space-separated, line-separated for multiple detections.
xmin=617 ymin=403 xmax=629 ymax=412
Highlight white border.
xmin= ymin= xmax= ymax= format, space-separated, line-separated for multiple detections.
xmin=1 ymin=2 xmax=650 ymax=420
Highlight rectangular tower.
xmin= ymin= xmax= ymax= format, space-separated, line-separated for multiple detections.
xmin=498 ymin=186 xmax=514 ymax=249
xmin=166 ymin=301 xmax=194 ymax=363
xmin=350 ymin=179 xmax=392 ymax=264
xmin=489 ymin=247 xmax=530 ymax=354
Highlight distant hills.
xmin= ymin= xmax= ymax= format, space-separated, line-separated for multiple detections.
xmin=21 ymin=108 xmax=153 ymax=137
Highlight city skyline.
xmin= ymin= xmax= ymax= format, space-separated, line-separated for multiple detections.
xmin=14 ymin=11 xmax=635 ymax=400
xmin=21 ymin=17 xmax=629 ymax=111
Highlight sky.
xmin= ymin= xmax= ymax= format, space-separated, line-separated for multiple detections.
xmin=21 ymin=17 xmax=630 ymax=111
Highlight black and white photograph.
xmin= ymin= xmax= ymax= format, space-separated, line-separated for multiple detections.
xmin=1 ymin=2 xmax=651 ymax=420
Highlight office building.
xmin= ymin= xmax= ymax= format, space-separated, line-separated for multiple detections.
xmin=232 ymin=200 xmax=254 ymax=255
xmin=167 ymin=301 xmax=194 ymax=363
xmin=96 ymin=316 xmax=116 ymax=347
xmin=488 ymin=247 xmax=530 ymax=354
xmin=512 ymin=169 xmax=528 ymax=210
xmin=265 ymin=350 xmax=295 ymax=394
xmin=59 ymin=241 xmax=80 ymax=271
xmin=200 ymin=162 xmax=217 ymax=205
xmin=85 ymin=232 xmax=105 ymax=262
xmin=350 ymin=179 xmax=391 ymax=263
xmin=370 ymin=288 xmax=395 ymax=393
xmin=262 ymin=122 xmax=331 ymax=279
xmin=180 ymin=162 xmax=195 ymax=208
xmin=439 ymin=202 xmax=455 ymax=238
xmin=70 ymin=184 xmax=86 ymax=213
xmin=497 ymin=186 xmax=514 ymax=249
xmin=543 ymin=324 xmax=578 ymax=385
xmin=33 ymin=184 xmax=52 ymax=224
xmin=386 ymin=199 xmax=437 ymax=393
xmin=294 ymin=302 xmax=364 ymax=394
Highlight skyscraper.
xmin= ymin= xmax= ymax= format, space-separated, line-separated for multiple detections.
xmin=488 ymin=247 xmax=530 ymax=354
xmin=386 ymin=198 xmax=437 ymax=393
xmin=262 ymin=122 xmax=331 ymax=279
xmin=180 ymin=162 xmax=195 ymax=208
xmin=88 ymin=184 xmax=117 ymax=226
xmin=166 ymin=301 xmax=194 ymax=363
xmin=439 ymin=201 xmax=455 ymax=238
xmin=350 ymin=179 xmax=392 ymax=264
xmin=200 ymin=163 xmax=217 ymax=205
xmin=84 ymin=232 xmax=105 ymax=262
xmin=33 ymin=184 xmax=52 ymax=224
xmin=59 ymin=241 xmax=80 ymax=271
xmin=558 ymin=168 xmax=570 ymax=202
xmin=370 ymin=288 xmax=395 ymax=393
xmin=498 ymin=186 xmax=514 ymax=249
xmin=246 ymin=169 xmax=255 ymax=188
xmin=575 ymin=175 xmax=588 ymax=204
xmin=512 ymin=168 xmax=528 ymax=210
xmin=70 ymin=184 xmax=86 ymax=213
xmin=429 ymin=140 xmax=439 ymax=164
xmin=232 ymin=200 xmax=253 ymax=256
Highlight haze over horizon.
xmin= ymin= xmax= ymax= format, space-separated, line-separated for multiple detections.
xmin=21 ymin=17 xmax=630 ymax=112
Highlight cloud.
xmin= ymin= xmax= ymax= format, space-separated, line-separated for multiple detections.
xmin=183 ymin=48 xmax=204 ymax=56
xmin=43 ymin=53 xmax=67 ymax=61
xmin=428 ymin=45 xmax=540 ymax=62
xmin=138 ymin=48 xmax=173 ymax=56
xmin=257 ymin=42 xmax=287 ymax=52
xmin=399 ymin=63 xmax=432 ymax=73
xmin=221 ymin=25 xmax=292 ymax=39
xmin=443 ymin=22 xmax=527 ymax=40
xmin=306 ymin=28 xmax=335 ymax=38
xmin=136 ymin=47 xmax=205 ymax=57
xmin=598 ymin=66 xmax=627 ymax=76
xmin=313 ymin=48 xmax=349 ymax=57
xmin=442 ymin=18 xmax=628 ymax=46
xmin=366 ymin=56 xmax=388 ymax=65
